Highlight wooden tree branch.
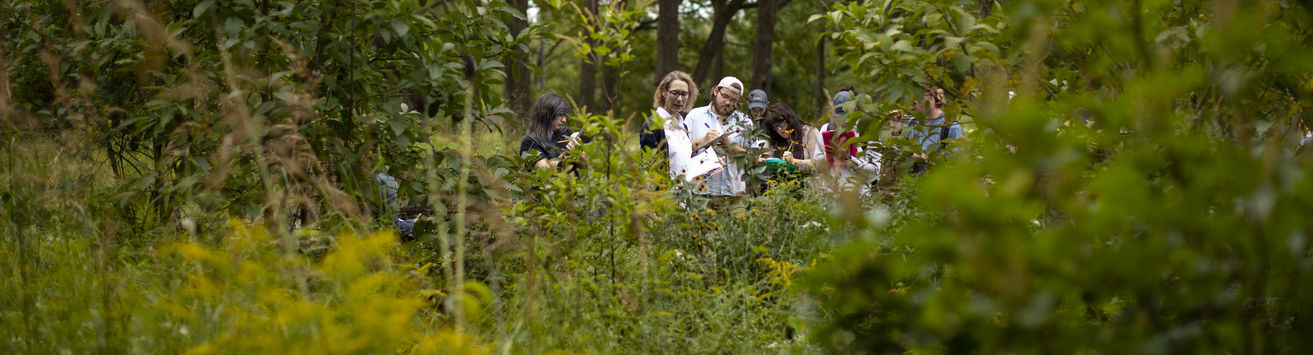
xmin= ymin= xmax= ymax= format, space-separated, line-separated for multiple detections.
xmin=692 ymin=0 xmax=747 ymax=86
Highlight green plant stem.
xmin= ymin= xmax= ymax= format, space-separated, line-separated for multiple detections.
xmin=9 ymin=137 xmax=35 ymax=354
xmin=453 ymin=75 xmax=476 ymax=331
xmin=422 ymin=117 xmax=456 ymax=326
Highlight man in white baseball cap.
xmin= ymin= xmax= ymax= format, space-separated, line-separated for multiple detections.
xmin=684 ymin=76 xmax=756 ymax=202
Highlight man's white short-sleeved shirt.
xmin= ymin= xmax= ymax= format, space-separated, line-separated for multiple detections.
xmin=685 ymin=104 xmax=754 ymax=196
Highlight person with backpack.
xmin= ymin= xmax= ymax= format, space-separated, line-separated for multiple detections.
xmin=373 ymin=166 xmax=417 ymax=236
xmin=906 ymin=84 xmax=964 ymax=174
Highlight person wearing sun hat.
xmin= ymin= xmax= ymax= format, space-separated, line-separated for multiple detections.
xmin=684 ymin=76 xmax=756 ymax=200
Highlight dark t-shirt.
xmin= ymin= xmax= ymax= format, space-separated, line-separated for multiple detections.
xmin=520 ymin=128 xmax=577 ymax=166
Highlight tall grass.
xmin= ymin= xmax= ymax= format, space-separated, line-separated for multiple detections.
xmin=0 ymin=135 xmax=494 ymax=353
xmin=1 ymin=123 xmax=850 ymax=353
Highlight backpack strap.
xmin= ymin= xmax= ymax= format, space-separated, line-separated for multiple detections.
xmin=938 ymin=121 xmax=958 ymax=151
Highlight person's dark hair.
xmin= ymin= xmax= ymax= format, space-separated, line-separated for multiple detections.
xmin=403 ymin=89 xmax=426 ymax=113
xmin=527 ymin=93 xmax=571 ymax=146
xmin=763 ymin=103 xmax=810 ymax=157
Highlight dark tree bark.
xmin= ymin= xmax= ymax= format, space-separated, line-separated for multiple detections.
xmin=504 ymin=0 xmax=532 ymax=120
xmin=691 ymin=0 xmax=750 ymax=88
xmin=815 ymin=35 xmax=827 ymax=119
xmin=656 ymin=0 xmax=681 ymax=80
xmin=579 ymin=53 xmax=596 ymax=114
xmin=578 ymin=0 xmax=599 ymax=113
xmin=749 ymin=0 xmax=777 ymax=93
xmin=710 ymin=45 xmax=724 ymax=89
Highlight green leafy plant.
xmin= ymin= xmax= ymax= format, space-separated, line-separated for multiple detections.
xmin=803 ymin=0 xmax=1313 ymax=353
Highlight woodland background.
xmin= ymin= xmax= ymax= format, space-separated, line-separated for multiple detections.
xmin=4 ymin=0 xmax=1313 ymax=353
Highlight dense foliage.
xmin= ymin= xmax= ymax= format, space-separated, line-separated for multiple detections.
xmin=3 ymin=0 xmax=526 ymax=234
xmin=809 ymin=0 xmax=1313 ymax=352
xmin=4 ymin=0 xmax=1313 ymax=353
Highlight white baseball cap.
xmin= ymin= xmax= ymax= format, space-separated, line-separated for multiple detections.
xmin=716 ymin=76 xmax=744 ymax=95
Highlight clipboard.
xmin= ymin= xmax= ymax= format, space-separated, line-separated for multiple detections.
xmin=692 ymin=128 xmax=739 ymax=156
xmin=683 ymin=148 xmax=724 ymax=182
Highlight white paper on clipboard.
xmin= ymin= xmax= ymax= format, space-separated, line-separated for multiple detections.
xmin=683 ymin=149 xmax=723 ymax=182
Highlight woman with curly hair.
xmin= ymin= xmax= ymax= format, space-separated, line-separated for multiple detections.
xmin=640 ymin=70 xmax=711 ymax=180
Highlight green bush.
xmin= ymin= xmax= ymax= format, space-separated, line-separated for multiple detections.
xmin=804 ymin=0 xmax=1313 ymax=353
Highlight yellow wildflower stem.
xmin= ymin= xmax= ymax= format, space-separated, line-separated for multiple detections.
xmin=452 ymin=75 xmax=475 ymax=331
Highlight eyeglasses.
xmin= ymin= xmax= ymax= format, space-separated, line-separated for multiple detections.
xmin=718 ymin=91 xmax=741 ymax=105
xmin=667 ymin=90 xmax=689 ymax=98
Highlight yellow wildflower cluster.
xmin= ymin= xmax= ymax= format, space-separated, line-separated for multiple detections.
xmin=757 ymin=256 xmax=805 ymax=288
xmin=169 ymin=220 xmax=491 ymax=354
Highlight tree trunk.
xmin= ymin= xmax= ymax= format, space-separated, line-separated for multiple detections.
xmin=692 ymin=0 xmax=746 ymax=87
xmin=538 ymin=41 xmax=547 ymax=90
xmin=578 ymin=0 xmax=599 ymax=113
xmin=710 ymin=46 xmax=724 ymax=91
xmin=749 ymin=0 xmax=777 ymax=93
xmin=656 ymin=0 xmax=681 ymax=80
xmin=815 ymin=35 xmax=827 ymax=120
xmin=504 ymin=0 xmax=532 ymax=121
xmin=579 ymin=54 xmax=596 ymax=114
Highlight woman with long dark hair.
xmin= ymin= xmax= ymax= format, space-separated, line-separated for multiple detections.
xmin=762 ymin=103 xmax=824 ymax=171
xmin=520 ymin=93 xmax=582 ymax=169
